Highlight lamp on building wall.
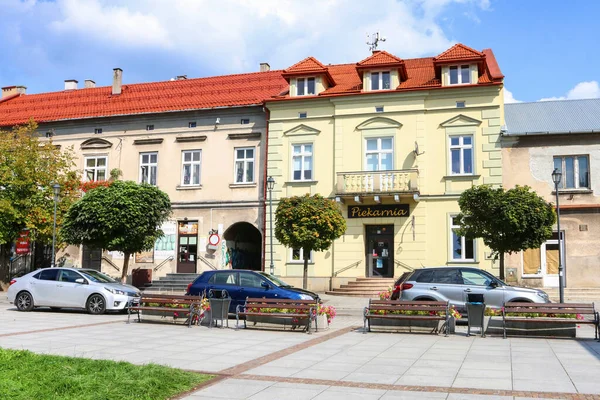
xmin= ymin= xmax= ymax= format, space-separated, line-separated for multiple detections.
xmin=267 ymin=176 xmax=276 ymax=275
xmin=551 ymin=168 xmax=564 ymax=303
xmin=51 ymin=183 xmax=61 ymax=268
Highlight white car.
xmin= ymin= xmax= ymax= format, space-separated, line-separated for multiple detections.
xmin=7 ymin=268 xmax=141 ymax=314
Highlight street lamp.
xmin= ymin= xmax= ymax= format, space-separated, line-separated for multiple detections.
xmin=51 ymin=183 xmax=60 ymax=268
xmin=267 ymin=176 xmax=275 ymax=275
xmin=551 ymin=168 xmax=564 ymax=303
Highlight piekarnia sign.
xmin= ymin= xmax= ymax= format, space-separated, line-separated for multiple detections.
xmin=348 ymin=204 xmax=410 ymax=219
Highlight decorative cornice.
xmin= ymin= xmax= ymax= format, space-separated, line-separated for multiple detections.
xmin=133 ymin=138 xmax=164 ymax=145
xmin=227 ymin=132 xmax=261 ymax=140
xmin=175 ymin=135 xmax=207 ymax=143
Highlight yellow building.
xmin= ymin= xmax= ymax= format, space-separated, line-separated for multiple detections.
xmin=264 ymin=44 xmax=506 ymax=292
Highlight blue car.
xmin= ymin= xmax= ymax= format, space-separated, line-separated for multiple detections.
xmin=186 ymin=269 xmax=319 ymax=313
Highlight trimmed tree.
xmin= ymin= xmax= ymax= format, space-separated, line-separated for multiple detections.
xmin=275 ymin=194 xmax=346 ymax=289
xmin=455 ymin=185 xmax=555 ymax=280
xmin=0 ymin=121 xmax=80 ymax=281
xmin=61 ymin=181 xmax=171 ymax=282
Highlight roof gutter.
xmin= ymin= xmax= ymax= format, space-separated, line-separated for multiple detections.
xmin=504 ymin=129 xmax=600 ymax=136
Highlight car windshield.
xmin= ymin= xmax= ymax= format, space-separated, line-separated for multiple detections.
xmin=80 ymin=270 xmax=116 ymax=283
xmin=258 ymin=272 xmax=292 ymax=288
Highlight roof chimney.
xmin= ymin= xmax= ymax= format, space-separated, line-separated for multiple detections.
xmin=64 ymin=79 xmax=78 ymax=90
xmin=260 ymin=63 xmax=270 ymax=72
xmin=84 ymin=79 xmax=96 ymax=88
xmin=176 ymin=75 xmax=187 ymax=80
xmin=1 ymin=85 xmax=26 ymax=99
xmin=112 ymin=68 xmax=122 ymax=95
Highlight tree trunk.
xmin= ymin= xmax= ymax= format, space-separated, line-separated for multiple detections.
xmin=499 ymin=252 xmax=505 ymax=281
xmin=120 ymin=252 xmax=131 ymax=284
xmin=0 ymin=244 xmax=9 ymax=285
xmin=303 ymin=251 xmax=309 ymax=290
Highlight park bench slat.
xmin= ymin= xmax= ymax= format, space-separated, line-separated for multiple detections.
xmin=364 ymin=299 xmax=450 ymax=335
xmin=505 ymin=302 xmax=593 ymax=308
xmin=236 ymin=297 xmax=319 ymax=333
xmin=128 ymin=293 xmax=204 ymax=328
xmin=504 ymin=308 xmax=595 ymax=315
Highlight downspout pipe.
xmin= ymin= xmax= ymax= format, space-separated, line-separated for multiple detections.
xmin=262 ymin=106 xmax=271 ymax=272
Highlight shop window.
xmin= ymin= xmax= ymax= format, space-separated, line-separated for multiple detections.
xmin=84 ymin=156 xmax=107 ymax=181
xmin=449 ymin=135 xmax=473 ymax=175
xmin=139 ymin=152 xmax=158 ymax=186
xmin=450 ymin=215 xmax=474 ymax=261
xmin=290 ymin=248 xmax=313 ymax=263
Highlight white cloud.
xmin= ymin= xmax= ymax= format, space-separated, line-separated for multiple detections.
xmin=504 ymin=88 xmax=521 ymax=104
xmin=41 ymin=0 xmax=490 ymax=72
xmin=540 ymin=81 xmax=600 ymax=102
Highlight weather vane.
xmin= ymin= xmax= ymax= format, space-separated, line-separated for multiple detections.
xmin=366 ymin=32 xmax=386 ymax=52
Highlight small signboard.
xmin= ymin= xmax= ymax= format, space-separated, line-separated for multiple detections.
xmin=15 ymin=230 xmax=30 ymax=254
xmin=348 ymin=204 xmax=409 ymax=219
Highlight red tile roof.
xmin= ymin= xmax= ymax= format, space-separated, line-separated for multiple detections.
xmin=0 ymin=44 xmax=502 ymax=126
xmin=357 ymin=51 xmax=404 ymax=67
xmin=0 ymin=71 xmax=288 ymax=126
xmin=434 ymin=43 xmax=484 ymax=63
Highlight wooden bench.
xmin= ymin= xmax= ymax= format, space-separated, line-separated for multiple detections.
xmin=364 ymin=300 xmax=450 ymax=335
xmin=128 ymin=293 xmax=204 ymax=328
xmin=502 ymin=302 xmax=599 ymax=340
xmin=235 ymin=298 xmax=318 ymax=333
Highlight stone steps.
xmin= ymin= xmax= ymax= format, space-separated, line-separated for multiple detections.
xmin=327 ymin=277 xmax=395 ymax=297
xmin=143 ymin=273 xmax=199 ymax=293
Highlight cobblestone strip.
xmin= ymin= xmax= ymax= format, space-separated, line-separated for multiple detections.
xmin=238 ymin=374 xmax=600 ymax=400
xmin=0 ymin=319 xmax=124 ymax=338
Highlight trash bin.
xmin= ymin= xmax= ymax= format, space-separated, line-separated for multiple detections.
xmin=207 ymin=289 xmax=231 ymax=329
xmin=132 ymin=268 xmax=152 ymax=289
xmin=466 ymin=293 xmax=486 ymax=337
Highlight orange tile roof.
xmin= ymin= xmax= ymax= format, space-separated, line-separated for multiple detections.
xmin=284 ymin=57 xmax=328 ymax=74
xmin=434 ymin=43 xmax=484 ymax=63
xmin=357 ymin=51 xmax=404 ymax=67
xmin=0 ymin=44 xmax=502 ymax=125
xmin=0 ymin=71 xmax=288 ymax=126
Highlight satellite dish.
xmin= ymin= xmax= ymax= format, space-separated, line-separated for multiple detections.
xmin=414 ymin=141 xmax=424 ymax=156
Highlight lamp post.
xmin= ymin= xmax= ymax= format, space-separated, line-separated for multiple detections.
xmin=551 ymin=168 xmax=564 ymax=303
xmin=267 ymin=176 xmax=275 ymax=275
xmin=51 ymin=183 xmax=60 ymax=268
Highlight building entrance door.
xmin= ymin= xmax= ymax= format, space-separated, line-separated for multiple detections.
xmin=365 ymin=225 xmax=394 ymax=278
xmin=82 ymin=246 xmax=102 ymax=271
xmin=177 ymin=221 xmax=198 ymax=273
xmin=522 ymin=231 xmax=564 ymax=287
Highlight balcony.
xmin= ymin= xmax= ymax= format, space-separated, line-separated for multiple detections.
xmin=336 ymin=169 xmax=418 ymax=196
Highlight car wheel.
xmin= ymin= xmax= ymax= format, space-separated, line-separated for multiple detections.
xmin=86 ymin=294 xmax=106 ymax=315
xmin=15 ymin=291 xmax=34 ymax=312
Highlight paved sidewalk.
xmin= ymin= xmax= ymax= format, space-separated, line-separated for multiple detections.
xmin=1 ymin=295 xmax=599 ymax=399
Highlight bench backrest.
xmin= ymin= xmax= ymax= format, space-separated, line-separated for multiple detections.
xmin=140 ymin=293 xmax=202 ymax=304
xmin=504 ymin=302 xmax=596 ymax=316
xmin=244 ymin=298 xmax=317 ymax=310
xmin=369 ymin=299 xmax=449 ymax=312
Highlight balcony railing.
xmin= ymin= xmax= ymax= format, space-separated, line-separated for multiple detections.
xmin=336 ymin=169 xmax=418 ymax=195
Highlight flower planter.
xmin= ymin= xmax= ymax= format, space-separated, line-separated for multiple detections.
xmin=245 ymin=314 xmax=310 ymax=330
xmin=312 ymin=314 xmax=330 ymax=332
xmin=368 ymin=317 xmax=441 ymax=332
xmin=485 ymin=317 xmax=577 ymax=338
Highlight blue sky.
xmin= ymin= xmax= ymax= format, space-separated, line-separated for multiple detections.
xmin=0 ymin=0 xmax=598 ymax=103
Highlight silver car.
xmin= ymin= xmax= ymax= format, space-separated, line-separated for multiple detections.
xmin=7 ymin=268 xmax=141 ymax=314
xmin=398 ymin=266 xmax=550 ymax=312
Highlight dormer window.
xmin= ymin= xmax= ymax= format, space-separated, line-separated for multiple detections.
xmin=371 ymin=71 xmax=391 ymax=90
xmin=297 ymin=78 xmax=315 ymax=96
xmin=449 ymin=65 xmax=471 ymax=85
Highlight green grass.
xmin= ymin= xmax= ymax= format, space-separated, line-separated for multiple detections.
xmin=0 ymin=348 xmax=213 ymax=400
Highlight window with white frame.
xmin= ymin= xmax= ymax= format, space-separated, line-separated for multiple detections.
xmin=290 ymin=248 xmax=313 ymax=263
xmin=234 ymin=147 xmax=254 ymax=183
xmin=450 ymin=216 xmax=474 ymax=261
xmin=449 ymin=65 xmax=471 ymax=85
xmin=371 ymin=71 xmax=391 ymax=90
xmin=181 ymin=150 xmax=201 ymax=186
xmin=365 ymin=137 xmax=393 ymax=171
xmin=553 ymin=155 xmax=590 ymax=189
xmin=139 ymin=152 xmax=158 ymax=186
xmin=449 ymin=135 xmax=473 ymax=175
xmin=292 ymin=143 xmax=313 ymax=181
xmin=84 ymin=156 xmax=107 ymax=181
xmin=296 ymin=77 xmax=315 ymax=96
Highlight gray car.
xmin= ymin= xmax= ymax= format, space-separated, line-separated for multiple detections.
xmin=398 ymin=266 xmax=550 ymax=312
